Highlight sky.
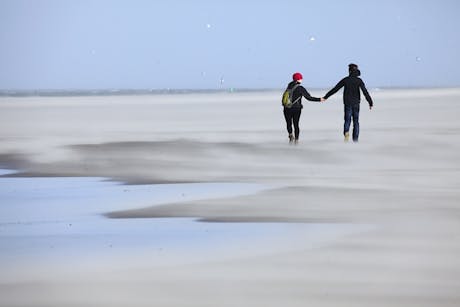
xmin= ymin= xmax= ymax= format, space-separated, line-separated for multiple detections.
xmin=1 ymin=0 xmax=460 ymax=90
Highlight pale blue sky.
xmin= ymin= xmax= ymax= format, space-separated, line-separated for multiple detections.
xmin=1 ymin=0 xmax=459 ymax=90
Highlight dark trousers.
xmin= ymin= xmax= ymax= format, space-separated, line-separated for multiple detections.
xmin=283 ymin=108 xmax=302 ymax=139
xmin=344 ymin=104 xmax=360 ymax=141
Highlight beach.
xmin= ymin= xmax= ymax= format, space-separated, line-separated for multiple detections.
xmin=1 ymin=88 xmax=460 ymax=306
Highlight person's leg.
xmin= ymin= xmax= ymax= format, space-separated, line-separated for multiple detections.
xmin=283 ymin=109 xmax=294 ymax=141
xmin=343 ymin=104 xmax=352 ymax=141
xmin=352 ymin=104 xmax=360 ymax=142
xmin=292 ymin=109 xmax=302 ymax=141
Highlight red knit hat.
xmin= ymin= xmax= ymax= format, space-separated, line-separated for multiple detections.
xmin=292 ymin=72 xmax=303 ymax=81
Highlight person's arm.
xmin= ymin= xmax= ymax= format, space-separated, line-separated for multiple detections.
xmin=323 ymin=78 xmax=345 ymax=100
xmin=360 ymin=80 xmax=373 ymax=109
xmin=300 ymin=87 xmax=321 ymax=102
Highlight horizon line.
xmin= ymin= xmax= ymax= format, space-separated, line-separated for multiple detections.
xmin=1 ymin=86 xmax=459 ymax=97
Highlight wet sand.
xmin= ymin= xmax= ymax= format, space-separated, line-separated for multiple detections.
xmin=1 ymin=88 xmax=460 ymax=306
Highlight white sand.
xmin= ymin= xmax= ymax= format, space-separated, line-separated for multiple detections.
xmin=1 ymin=88 xmax=460 ymax=306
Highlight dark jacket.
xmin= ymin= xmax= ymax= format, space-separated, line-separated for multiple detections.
xmin=324 ymin=70 xmax=373 ymax=107
xmin=285 ymin=81 xmax=321 ymax=110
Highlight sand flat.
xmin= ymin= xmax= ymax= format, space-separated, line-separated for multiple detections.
xmin=1 ymin=88 xmax=460 ymax=306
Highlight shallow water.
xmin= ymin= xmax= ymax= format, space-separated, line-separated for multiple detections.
xmin=0 ymin=170 xmax=372 ymax=281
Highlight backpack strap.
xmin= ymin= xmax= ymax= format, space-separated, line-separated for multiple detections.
xmin=290 ymin=84 xmax=301 ymax=105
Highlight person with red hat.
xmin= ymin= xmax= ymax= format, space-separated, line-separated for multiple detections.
xmin=283 ymin=72 xmax=324 ymax=144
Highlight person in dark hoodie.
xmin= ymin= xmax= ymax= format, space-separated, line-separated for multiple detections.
xmin=283 ymin=72 xmax=324 ymax=144
xmin=323 ymin=64 xmax=373 ymax=142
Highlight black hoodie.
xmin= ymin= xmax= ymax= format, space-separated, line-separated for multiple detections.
xmin=324 ymin=70 xmax=373 ymax=107
xmin=285 ymin=81 xmax=321 ymax=110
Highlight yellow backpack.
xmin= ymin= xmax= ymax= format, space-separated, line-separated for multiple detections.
xmin=281 ymin=84 xmax=300 ymax=108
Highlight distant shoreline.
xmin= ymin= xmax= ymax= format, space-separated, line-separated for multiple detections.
xmin=0 ymin=88 xmax=277 ymax=97
xmin=1 ymin=86 xmax=459 ymax=97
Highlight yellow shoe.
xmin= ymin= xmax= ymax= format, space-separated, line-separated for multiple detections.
xmin=344 ymin=132 xmax=350 ymax=142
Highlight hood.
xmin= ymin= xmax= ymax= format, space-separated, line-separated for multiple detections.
xmin=350 ymin=69 xmax=361 ymax=77
xmin=288 ymin=80 xmax=301 ymax=88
